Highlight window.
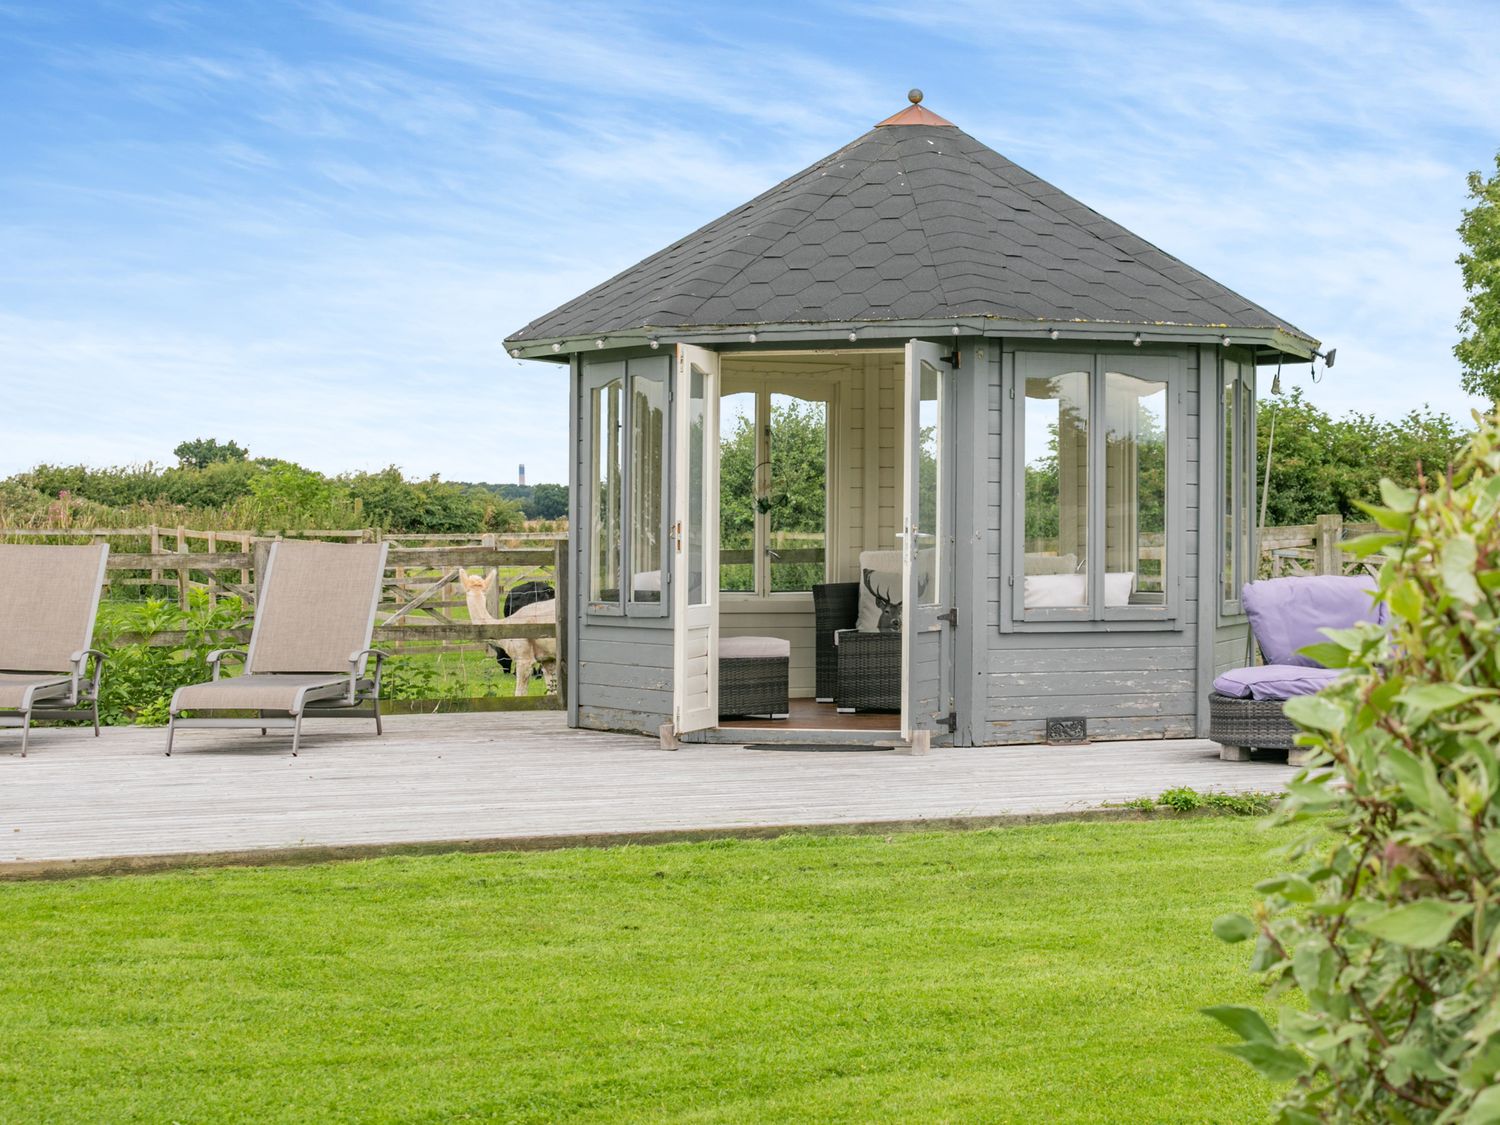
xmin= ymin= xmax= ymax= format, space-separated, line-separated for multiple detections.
xmin=628 ymin=371 xmax=666 ymax=604
xmin=1221 ymin=354 xmax=1256 ymax=613
xmin=1014 ymin=352 xmax=1178 ymax=623
xmin=1104 ymin=370 xmax=1168 ymax=605
xmin=719 ymin=384 xmax=831 ymax=597
xmin=588 ymin=374 xmax=623 ymax=606
xmin=584 ymin=356 xmax=668 ymax=615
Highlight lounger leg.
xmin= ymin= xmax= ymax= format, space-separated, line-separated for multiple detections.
xmin=258 ymin=709 xmax=266 ymax=736
xmin=373 ymin=697 xmax=383 ymax=737
xmin=165 ymin=714 xmax=176 ymax=757
xmin=291 ymin=712 xmax=303 ymax=757
xmin=1218 ymin=744 xmax=1252 ymax=762
xmin=20 ymin=711 xmax=30 ymax=758
xmin=92 ymin=698 xmax=100 ymax=737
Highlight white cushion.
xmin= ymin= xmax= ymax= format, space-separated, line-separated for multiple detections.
xmin=1024 ymin=573 xmax=1087 ymax=608
xmin=720 ymin=635 xmax=790 ymax=660
xmin=1104 ymin=571 xmax=1136 ymax=607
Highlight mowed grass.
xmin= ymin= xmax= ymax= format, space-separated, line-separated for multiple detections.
xmin=0 ymin=819 xmax=1288 ymax=1123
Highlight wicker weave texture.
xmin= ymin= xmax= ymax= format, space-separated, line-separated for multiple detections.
xmin=813 ymin=583 xmax=859 ymax=701
xmin=719 ymin=656 xmax=790 ymax=718
xmin=836 ymin=630 xmax=901 ymax=712
xmin=1207 ymin=692 xmax=1299 ymax=750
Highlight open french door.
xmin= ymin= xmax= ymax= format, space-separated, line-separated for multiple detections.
xmin=902 ymin=339 xmax=956 ymax=744
xmin=672 ymin=344 xmax=720 ymax=735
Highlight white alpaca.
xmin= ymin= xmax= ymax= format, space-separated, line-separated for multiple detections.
xmin=461 ymin=571 xmax=558 ymax=695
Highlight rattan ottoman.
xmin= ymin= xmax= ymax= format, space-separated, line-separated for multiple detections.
xmin=1208 ymin=691 xmax=1299 ymax=759
xmin=719 ymin=636 xmax=791 ymax=719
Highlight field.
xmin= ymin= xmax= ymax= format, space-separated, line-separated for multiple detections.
xmin=0 ymin=819 xmax=1288 ymax=1123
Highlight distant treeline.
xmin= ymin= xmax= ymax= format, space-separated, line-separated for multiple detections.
xmin=1257 ymin=390 xmax=1472 ymax=526
xmin=0 ymin=437 xmax=569 ymax=534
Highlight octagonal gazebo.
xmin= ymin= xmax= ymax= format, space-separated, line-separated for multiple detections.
xmin=506 ymin=92 xmax=1320 ymax=748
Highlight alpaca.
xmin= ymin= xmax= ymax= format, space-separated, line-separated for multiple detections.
xmin=461 ymin=571 xmax=558 ymax=695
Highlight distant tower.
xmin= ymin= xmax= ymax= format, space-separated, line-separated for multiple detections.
xmin=518 ymin=463 xmax=526 ymax=487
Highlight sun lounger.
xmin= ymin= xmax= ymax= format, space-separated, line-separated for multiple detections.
xmin=0 ymin=543 xmax=110 ymax=756
xmin=166 ymin=540 xmax=390 ymax=756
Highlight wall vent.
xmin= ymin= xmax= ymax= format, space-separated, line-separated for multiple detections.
xmin=1045 ymin=717 xmax=1088 ymax=745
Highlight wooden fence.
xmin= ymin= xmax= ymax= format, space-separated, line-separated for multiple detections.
xmin=0 ymin=527 xmax=569 ymax=712
xmin=1257 ymin=514 xmax=1380 ymax=578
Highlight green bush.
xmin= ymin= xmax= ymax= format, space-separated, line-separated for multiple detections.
xmin=93 ymin=591 xmax=250 ymax=725
xmin=1207 ymin=413 xmax=1500 ymax=1121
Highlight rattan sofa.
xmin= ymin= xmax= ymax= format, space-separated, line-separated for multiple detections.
xmin=1209 ymin=575 xmax=1383 ymax=762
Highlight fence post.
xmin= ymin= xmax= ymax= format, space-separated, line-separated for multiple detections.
xmin=175 ymin=525 xmax=189 ymax=609
xmin=554 ymin=538 xmax=569 ymax=706
xmin=1314 ymin=514 xmax=1343 ymax=575
xmin=149 ymin=524 xmax=162 ymax=587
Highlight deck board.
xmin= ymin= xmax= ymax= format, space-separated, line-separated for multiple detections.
xmin=0 ymin=714 xmax=1296 ymax=873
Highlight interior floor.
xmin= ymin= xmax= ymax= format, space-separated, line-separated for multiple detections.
xmin=719 ymin=699 xmax=900 ymax=732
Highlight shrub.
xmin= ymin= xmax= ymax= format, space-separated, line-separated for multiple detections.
xmin=93 ymin=591 xmax=250 ymax=725
xmin=1207 ymin=413 xmax=1500 ymax=1120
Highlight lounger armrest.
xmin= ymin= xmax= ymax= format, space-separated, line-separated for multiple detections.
xmin=349 ymin=649 xmax=391 ymax=702
xmin=69 ymin=648 xmax=108 ymax=701
xmin=207 ymin=649 xmax=248 ymax=681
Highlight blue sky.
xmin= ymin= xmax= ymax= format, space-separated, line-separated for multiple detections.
xmin=2 ymin=1 xmax=1496 ymax=484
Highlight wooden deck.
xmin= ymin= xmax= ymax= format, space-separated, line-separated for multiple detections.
xmin=0 ymin=713 xmax=1297 ymax=876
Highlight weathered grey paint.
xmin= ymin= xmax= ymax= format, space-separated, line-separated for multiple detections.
xmin=565 ymin=334 xmax=1247 ymax=746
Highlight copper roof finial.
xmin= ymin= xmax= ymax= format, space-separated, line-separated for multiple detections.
xmin=876 ymin=90 xmax=954 ymax=128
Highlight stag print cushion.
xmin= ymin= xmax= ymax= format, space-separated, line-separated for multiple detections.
xmin=857 ymin=567 xmax=904 ymax=632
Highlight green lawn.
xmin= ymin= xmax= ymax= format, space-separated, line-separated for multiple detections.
xmin=0 ymin=819 xmax=1287 ymax=1123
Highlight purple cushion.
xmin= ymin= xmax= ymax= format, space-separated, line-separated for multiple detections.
xmin=1214 ymin=664 xmax=1345 ymax=701
xmin=1241 ymin=576 xmax=1384 ymax=667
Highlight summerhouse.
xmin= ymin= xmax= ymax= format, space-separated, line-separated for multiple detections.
xmin=505 ymin=93 xmax=1321 ymax=747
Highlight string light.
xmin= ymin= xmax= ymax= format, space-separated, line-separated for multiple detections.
xmin=1049 ymin=329 xmax=1060 ymax=341
xmin=648 ymin=337 xmax=659 ymax=349
xmin=595 ymin=338 xmax=605 ymax=349
xmin=1132 ymin=333 xmax=1143 ymax=347
xmin=551 ymin=342 xmax=561 ymax=352
xmin=748 ymin=332 xmax=758 ymax=344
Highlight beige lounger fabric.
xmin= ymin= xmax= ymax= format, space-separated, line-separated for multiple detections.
xmin=0 ymin=544 xmax=108 ymax=672
xmin=172 ymin=674 xmax=360 ymax=714
xmin=0 ymin=673 xmax=71 ymax=709
xmin=249 ymin=541 xmax=386 ymax=673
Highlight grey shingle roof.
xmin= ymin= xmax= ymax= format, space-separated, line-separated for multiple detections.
xmin=506 ymin=120 xmax=1311 ymax=345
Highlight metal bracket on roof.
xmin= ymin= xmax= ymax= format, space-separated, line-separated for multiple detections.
xmin=941 ymin=351 xmax=960 ymax=368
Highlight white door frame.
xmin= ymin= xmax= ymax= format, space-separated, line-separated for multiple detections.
xmin=672 ymin=344 xmax=720 ymax=734
xmin=901 ymin=339 xmax=955 ymax=743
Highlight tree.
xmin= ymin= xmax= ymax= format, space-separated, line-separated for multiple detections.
xmin=527 ymin=483 xmax=569 ymax=521
xmin=1457 ymin=151 xmax=1500 ymax=406
xmin=1256 ymin=390 xmax=1468 ymax=526
xmin=173 ymin=438 xmax=249 ymax=469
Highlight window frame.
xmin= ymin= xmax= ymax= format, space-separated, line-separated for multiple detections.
xmin=1218 ymin=350 xmax=1257 ymax=619
xmin=1006 ymin=348 xmax=1185 ymax=631
xmin=581 ymin=354 xmax=671 ymax=619
xmin=718 ymin=375 xmax=837 ymax=602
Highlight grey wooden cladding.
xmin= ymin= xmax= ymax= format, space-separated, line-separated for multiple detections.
xmin=980 ymin=339 xmax=1203 ymax=744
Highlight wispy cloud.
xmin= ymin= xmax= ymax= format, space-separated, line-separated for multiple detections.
xmin=0 ymin=0 xmax=1492 ymax=483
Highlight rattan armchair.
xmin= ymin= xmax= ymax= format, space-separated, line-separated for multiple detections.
xmin=813 ymin=582 xmax=900 ymax=713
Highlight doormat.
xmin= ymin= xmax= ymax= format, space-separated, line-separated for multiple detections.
xmin=740 ymin=743 xmax=901 ymax=753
